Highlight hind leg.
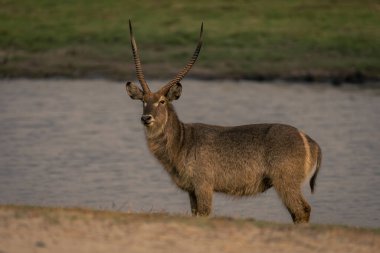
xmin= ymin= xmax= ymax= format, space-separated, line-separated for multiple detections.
xmin=274 ymin=184 xmax=311 ymax=224
xmin=188 ymin=191 xmax=198 ymax=215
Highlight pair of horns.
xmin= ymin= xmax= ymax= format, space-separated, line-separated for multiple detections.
xmin=129 ymin=20 xmax=203 ymax=94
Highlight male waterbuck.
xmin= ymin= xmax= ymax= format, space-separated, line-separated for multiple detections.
xmin=125 ymin=21 xmax=322 ymax=224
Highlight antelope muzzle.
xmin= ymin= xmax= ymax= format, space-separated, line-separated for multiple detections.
xmin=141 ymin=114 xmax=153 ymax=126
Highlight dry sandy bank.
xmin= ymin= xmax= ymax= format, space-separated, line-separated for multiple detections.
xmin=0 ymin=205 xmax=379 ymax=253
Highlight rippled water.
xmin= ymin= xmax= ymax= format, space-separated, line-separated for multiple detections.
xmin=0 ymin=79 xmax=379 ymax=227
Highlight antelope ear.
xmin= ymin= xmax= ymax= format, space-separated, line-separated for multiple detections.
xmin=166 ymin=83 xmax=182 ymax=101
xmin=126 ymin=82 xmax=143 ymax=100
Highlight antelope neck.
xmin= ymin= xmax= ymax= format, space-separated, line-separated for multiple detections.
xmin=146 ymin=104 xmax=186 ymax=167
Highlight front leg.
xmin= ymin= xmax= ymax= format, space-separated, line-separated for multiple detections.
xmin=188 ymin=191 xmax=198 ymax=216
xmin=194 ymin=184 xmax=213 ymax=216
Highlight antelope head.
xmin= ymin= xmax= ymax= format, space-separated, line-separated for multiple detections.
xmin=126 ymin=20 xmax=203 ymax=133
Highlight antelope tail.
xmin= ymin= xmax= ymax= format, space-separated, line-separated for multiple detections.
xmin=310 ymin=144 xmax=322 ymax=194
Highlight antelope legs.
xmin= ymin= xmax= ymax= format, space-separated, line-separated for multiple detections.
xmin=188 ymin=184 xmax=213 ymax=216
xmin=274 ymin=183 xmax=311 ymax=224
xmin=188 ymin=191 xmax=198 ymax=215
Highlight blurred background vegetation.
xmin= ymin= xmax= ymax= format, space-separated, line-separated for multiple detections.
xmin=0 ymin=0 xmax=379 ymax=83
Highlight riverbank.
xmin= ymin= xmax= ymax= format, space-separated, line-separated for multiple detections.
xmin=0 ymin=206 xmax=380 ymax=253
xmin=1 ymin=0 xmax=379 ymax=84
xmin=0 ymin=205 xmax=379 ymax=253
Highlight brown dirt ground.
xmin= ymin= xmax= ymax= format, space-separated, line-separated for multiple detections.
xmin=0 ymin=205 xmax=379 ymax=253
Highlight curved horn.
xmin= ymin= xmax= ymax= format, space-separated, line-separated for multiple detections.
xmin=129 ymin=20 xmax=150 ymax=93
xmin=160 ymin=22 xmax=203 ymax=94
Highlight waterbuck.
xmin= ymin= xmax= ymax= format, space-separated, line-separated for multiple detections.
xmin=125 ymin=21 xmax=322 ymax=224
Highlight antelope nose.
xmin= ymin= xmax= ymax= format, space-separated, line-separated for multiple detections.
xmin=141 ymin=115 xmax=153 ymax=125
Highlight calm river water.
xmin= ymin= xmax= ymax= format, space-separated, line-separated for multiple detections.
xmin=0 ymin=79 xmax=379 ymax=227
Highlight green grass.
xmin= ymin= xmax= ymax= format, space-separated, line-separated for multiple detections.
xmin=0 ymin=0 xmax=379 ymax=82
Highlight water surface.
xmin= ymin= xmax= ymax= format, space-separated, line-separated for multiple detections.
xmin=0 ymin=79 xmax=379 ymax=227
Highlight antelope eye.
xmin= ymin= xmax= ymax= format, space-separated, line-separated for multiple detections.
xmin=159 ymin=100 xmax=165 ymax=104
